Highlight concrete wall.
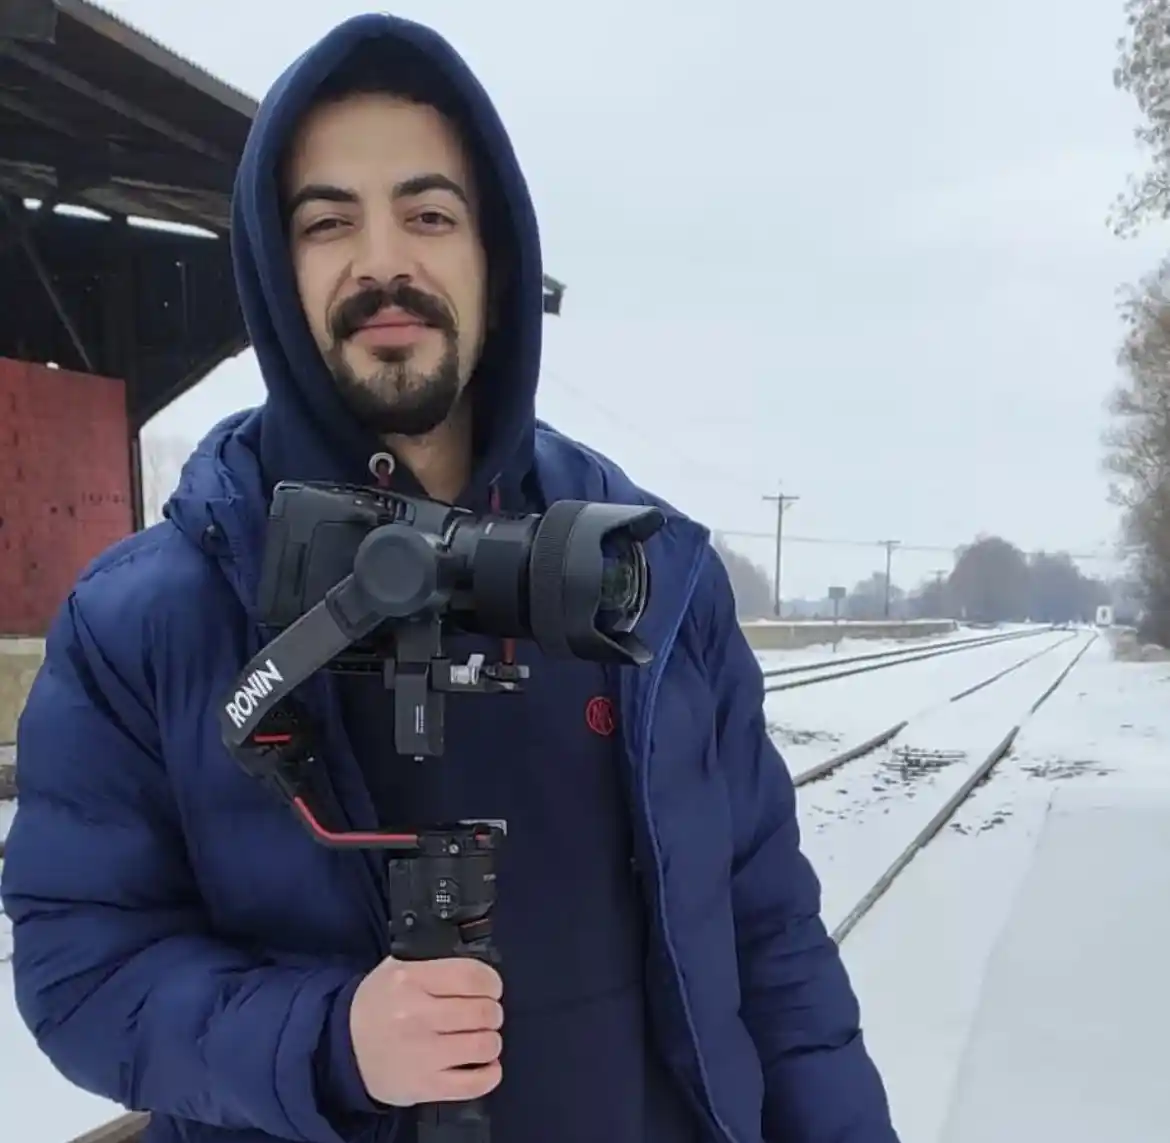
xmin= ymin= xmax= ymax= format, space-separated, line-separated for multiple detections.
xmin=0 ymin=637 xmax=44 ymax=748
xmin=0 ymin=358 xmax=133 ymax=637
xmin=740 ymin=618 xmax=958 ymax=651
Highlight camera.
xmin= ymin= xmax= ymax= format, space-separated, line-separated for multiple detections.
xmin=219 ymin=480 xmax=664 ymax=759
xmin=256 ymin=479 xmax=662 ymax=666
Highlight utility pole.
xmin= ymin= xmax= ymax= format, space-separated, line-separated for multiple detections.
xmin=880 ymin=539 xmax=901 ymax=618
xmin=762 ymin=488 xmax=799 ymax=617
xmin=931 ymin=568 xmax=948 ymax=618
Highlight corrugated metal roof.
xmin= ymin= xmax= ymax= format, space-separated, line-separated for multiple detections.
xmin=56 ymin=0 xmax=259 ymax=117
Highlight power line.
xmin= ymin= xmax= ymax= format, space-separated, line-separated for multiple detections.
xmin=762 ymin=487 xmax=799 ymax=617
xmin=544 ymin=370 xmax=1122 ymax=565
xmin=716 ymin=529 xmax=1119 ymax=562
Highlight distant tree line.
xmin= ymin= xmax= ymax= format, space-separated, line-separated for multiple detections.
xmin=713 ymin=533 xmax=1111 ymax=625
xmin=712 ymin=535 xmax=775 ymax=619
xmin=840 ymin=536 xmax=1110 ymax=624
xmin=1108 ymin=0 xmax=1170 ymax=644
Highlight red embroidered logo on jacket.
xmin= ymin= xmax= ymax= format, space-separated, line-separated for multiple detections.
xmin=585 ymin=696 xmax=616 ymax=737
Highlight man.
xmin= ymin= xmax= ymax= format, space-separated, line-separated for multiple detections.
xmin=1 ymin=13 xmax=898 ymax=1143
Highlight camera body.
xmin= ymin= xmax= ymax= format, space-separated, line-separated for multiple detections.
xmin=219 ymin=480 xmax=663 ymax=758
xmin=255 ymin=480 xmax=663 ymax=667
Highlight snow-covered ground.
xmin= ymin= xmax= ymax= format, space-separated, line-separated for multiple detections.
xmin=1 ymin=805 xmax=123 ymax=1141
xmin=938 ymin=785 xmax=1170 ymax=1142
xmin=792 ymin=630 xmax=1089 ymax=933
xmin=753 ymin=622 xmax=1034 ymax=675
xmin=840 ymin=633 xmax=1170 ymax=1143
xmin=0 ymin=800 xmax=12 ymax=955
xmin=766 ymin=626 xmax=1071 ymax=776
xmin=0 ymin=975 xmax=120 ymax=1143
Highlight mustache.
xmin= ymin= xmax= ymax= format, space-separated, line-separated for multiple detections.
xmin=330 ymin=282 xmax=456 ymax=342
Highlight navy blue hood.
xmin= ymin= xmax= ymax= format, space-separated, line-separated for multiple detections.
xmin=231 ymin=13 xmax=545 ymax=497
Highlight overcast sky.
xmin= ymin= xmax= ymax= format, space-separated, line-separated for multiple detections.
xmin=112 ymin=0 xmax=1170 ymax=597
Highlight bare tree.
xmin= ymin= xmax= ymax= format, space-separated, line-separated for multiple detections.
xmin=846 ymin=572 xmax=904 ymax=620
xmin=140 ymin=433 xmax=196 ymax=526
xmin=712 ymin=535 xmax=774 ymax=620
xmin=1027 ymin=552 xmax=1109 ymax=624
xmin=906 ymin=574 xmax=950 ymax=620
xmin=1111 ymin=0 xmax=1170 ymax=235
xmin=1104 ymin=262 xmax=1170 ymax=643
xmin=1109 ymin=8 xmax=1170 ymax=641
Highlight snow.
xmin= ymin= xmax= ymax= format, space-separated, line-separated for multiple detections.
xmin=756 ymin=635 xmax=944 ymax=671
xmin=0 ymin=980 xmax=120 ymax=1143
xmin=0 ymin=795 xmax=12 ymax=954
xmin=839 ymin=633 xmax=1170 ymax=1143
xmin=754 ymin=622 xmax=1034 ymax=674
xmin=747 ymin=619 xmax=955 ymax=630
xmin=766 ymin=626 xmax=1071 ymax=777
xmin=791 ymin=630 xmax=1089 ymax=933
xmin=0 ymin=807 xmax=120 ymax=1142
xmin=1 ymin=799 xmax=14 ymax=957
xmin=937 ymin=785 xmax=1170 ymax=1142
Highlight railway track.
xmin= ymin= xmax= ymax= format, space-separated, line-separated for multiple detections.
xmin=763 ymin=624 xmax=1054 ymax=693
xmin=44 ymin=628 xmax=1092 ymax=1143
xmin=796 ymin=629 xmax=1098 ymax=944
xmin=787 ymin=628 xmax=1080 ymax=786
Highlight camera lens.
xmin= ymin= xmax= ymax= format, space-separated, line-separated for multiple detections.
xmin=523 ymin=500 xmax=663 ymax=664
xmin=597 ymin=535 xmax=649 ymax=634
xmin=600 ymin=549 xmax=635 ymax=611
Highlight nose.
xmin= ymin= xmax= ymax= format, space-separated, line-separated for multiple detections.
xmin=350 ymin=212 xmax=414 ymax=286
xmin=356 ymin=271 xmax=411 ymax=297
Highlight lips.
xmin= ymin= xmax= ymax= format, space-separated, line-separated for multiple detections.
xmin=358 ymin=309 xmax=429 ymax=331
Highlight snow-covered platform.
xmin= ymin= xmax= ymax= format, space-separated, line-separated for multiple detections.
xmin=940 ymin=784 xmax=1170 ymax=1142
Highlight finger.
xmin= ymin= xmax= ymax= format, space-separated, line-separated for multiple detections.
xmin=429 ymin=1061 xmax=504 ymax=1103
xmin=412 ymin=957 xmax=503 ymax=1000
xmin=431 ymin=1030 xmax=502 ymax=1071
xmin=427 ymin=996 xmax=504 ymax=1034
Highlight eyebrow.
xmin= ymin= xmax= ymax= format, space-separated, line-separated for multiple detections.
xmin=286 ymin=172 xmax=470 ymax=216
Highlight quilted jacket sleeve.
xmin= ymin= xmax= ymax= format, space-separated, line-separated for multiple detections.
xmin=700 ymin=547 xmax=900 ymax=1142
xmin=0 ymin=591 xmax=374 ymax=1143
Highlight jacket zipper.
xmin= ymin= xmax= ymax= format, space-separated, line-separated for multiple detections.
xmin=636 ymin=545 xmax=740 ymax=1143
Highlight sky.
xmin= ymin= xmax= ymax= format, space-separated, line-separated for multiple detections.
xmin=110 ymin=0 xmax=1170 ymax=598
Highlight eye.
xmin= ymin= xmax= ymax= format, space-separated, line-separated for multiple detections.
xmin=411 ymin=210 xmax=456 ymax=231
xmin=302 ymin=217 xmax=346 ymax=236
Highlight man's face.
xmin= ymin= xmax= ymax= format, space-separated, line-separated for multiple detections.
xmin=284 ymin=92 xmax=487 ymax=437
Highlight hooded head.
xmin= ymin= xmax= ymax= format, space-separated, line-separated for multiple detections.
xmin=231 ymin=14 xmax=544 ymax=505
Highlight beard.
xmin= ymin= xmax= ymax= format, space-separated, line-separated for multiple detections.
xmin=326 ymin=335 xmax=463 ymax=437
xmin=324 ymin=280 xmax=464 ymax=437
